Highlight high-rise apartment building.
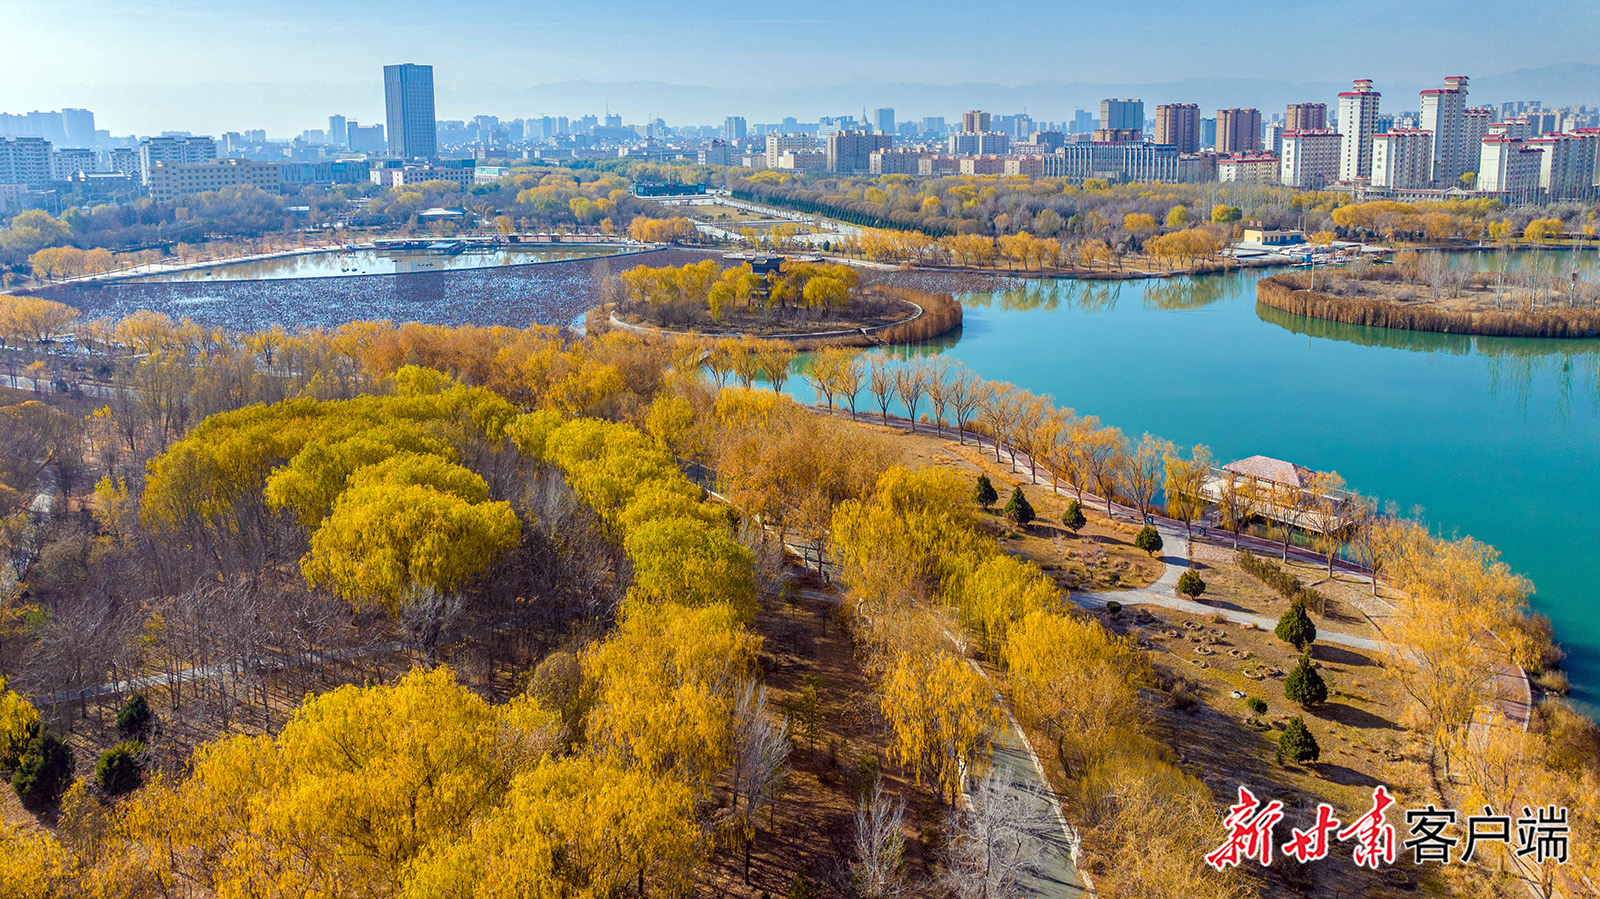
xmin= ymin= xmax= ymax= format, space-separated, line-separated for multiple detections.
xmin=1337 ymin=79 xmax=1381 ymax=181
xmin=1280 ymin=130 xmax=1343 ymax=188
xmin=0 ymin=137 xmax=53 ymax=188
xmin=1463 ymin=107 xmax=1492 ymax=168
xmin=1285 ymin=103 xmax=1327 ymax=133
xmin=137 ymin=136 xmax=217 ymax=186
xmin=383 ymin=63 xmax=437 ymax=159
xmin=947 ymin=132 xmax=1010 ymax=156
xmin=346 ymin=121 xmax=386 ymax=154
xmin=827 ymin=130 xmax=893 ymax=172
xmin=50 ymin=147 xmax=96 ymax=180
xmin=1370 ymin=129 xmax=1433 ymax=189
xmin=723 ymin=116 xmax=747 ymax=141
xmin=765 ymin=133 xmax=813 ymax=168
xmin=1477 ymin=136 xmax=1542 ymax=196
xmin=1100 ymin=98 xmax=1143 ymax=132
xmin=1419 ymin=75 xmax=1469 ymax=187
xmin=1154 ymin=103 xmax=1199 ymax=153
xmin=961 ymin=110 xmax=991 ymax=133
xmin=872 ymin=108 xmax=895 ymax=134
xmin=1527 ymin=133 xmax=1597 ymax=199
xmin=61 ymin=108 xmax=96 ymax=146
xmin=1215 ymin=108 xmax=1262 ymax=155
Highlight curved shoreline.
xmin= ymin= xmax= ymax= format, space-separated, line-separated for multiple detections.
xmin=1256 ymin=275 xmax=1600 ymax=339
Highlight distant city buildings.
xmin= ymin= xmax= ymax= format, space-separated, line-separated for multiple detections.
xmin=147 ymin=158 xmax=281 ymax=202
xmin=383 ymin=63 xmax=437 ymax=159
xmin=1285 ymin=103 xmax=1328 ymax=132
xmin=826 ymin=129 xmax=893 ymax=172
xmin=137 ymin=136 xmax=217 ymax=186
xmin=723 ymin=116 xmax=746 ymax=141
xmin=346 ymin=120 xmax=386 ymax=154
xmin=1216 ymin=108 xmax=1262 ymax=155
xmin=961 ymin=110 xmax=991 ymax=133
xmin=1154 ymin=103 xmax=1200 ymax=153
xmin=0 ymin=137 xmax=53 ymax=188
xmin=1096 ymin=98 xmax=1143 ymax=142
xmin=872 ymin=108 xmax=895 ymax=134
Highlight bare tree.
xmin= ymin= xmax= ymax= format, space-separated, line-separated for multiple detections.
xmin=727 ymin=680 xmax=792 ymax=884
xmin=946 ymin=366 xmax=983 ymax=445
xmin=942 ymin=767 xmax=1055 ymax=899
xmin=866 ymin=355 xmax=898 ymax=422
xmin=851 ymin=779 xmax=908 ymax=899
xmin=893 ymin=359 xmax=930 ymax=432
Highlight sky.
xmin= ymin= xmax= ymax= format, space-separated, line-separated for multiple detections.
xmin=2 ymin=0 xmax=1597 ymax=136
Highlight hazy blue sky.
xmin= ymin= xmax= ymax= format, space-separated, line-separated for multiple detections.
xmin=2 ymin=0 xmax=1596 ymax=135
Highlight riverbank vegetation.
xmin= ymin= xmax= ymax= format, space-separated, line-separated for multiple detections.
xmin=0 ymin=306 xmax=1596 ymax=898
xmin=1259 ymin=250 xmax=1600 ymax=337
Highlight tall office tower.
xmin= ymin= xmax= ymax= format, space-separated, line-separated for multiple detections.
xmin=383 ymin=63 xmax=437 ymax=159
xmin=1200 ymin=117 xmax=1217 ymax=148
xmin=919 ymin=116 xmax=946 ymax=135
xmin=1215 ymin=108 xmax=1262 ymax=154
xmin=1099 ymin=98 xmax=1143 ymax=132
xmin=1154 ymin=103 xmax=1200 ymax=153
xmin=328 ymin=115 xmax=348 ymax=147
xmin=1285 ymin=102 xmax=1327 ymax=132
xmin=1419 ymin=75 xmax=1469 ymax=187
xmin=1337 ymin=79 xmax=1382 ymax=181
xmin=961 ymin=110 xmax=990 ymax=133
xmin=873 ymin=108 xmax=895 ymax=134
xmin=61 ymin=108 xmax=96 ymax=146
xmin=723 ymin=116 xmax=747 ymax=141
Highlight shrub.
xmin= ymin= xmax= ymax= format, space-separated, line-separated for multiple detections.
xmin=1245 ymin=696 xmax=1268 ymax=716
xmin=1134 ymin=525 xmax=1163 ymax=556
xmin=1062 ymin=500 xmax=1086 ymax=534
xmin=1177 ymin=570 xmax=1206 ymax=600
xmin=1237 ymin=550 xmax=1326 ymax=614
xmin=1278 ymin=716 xmax=1321 ymax=764
xmin=973 ymin=474 xmax=998 ymax=510
xmin=1105 ymin=600 xmax=1122 ymax=616
xmin=788 ymin=871 xmax=819 ymax=899
xmin=1284 ymin=654 xmax=1328 ymax=707
xmin=1274 ymin=599 xmax=1317 ymax=651
xmin=12 ymin=729 xmax=73 ymax=811
xmin=95 ymin=741 xmax=144 ymax=795
xmin=116 ymin=693 xmax=154 ymax=741
xmin=1003 ymin=486 xmax=1035 ymax=526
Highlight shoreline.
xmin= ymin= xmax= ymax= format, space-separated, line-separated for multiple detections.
xmin=1256 ymin=274 xmax=1600 ymax=339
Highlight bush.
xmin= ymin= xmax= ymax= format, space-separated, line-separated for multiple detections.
xmin=1003 ymin=486 xmax=1035 ymax=526
xmin=1278 ymin=716 xmax=1321 ymax=764
xmin=1245 ymin=696 xmax=1268 ymax=715
xmin=12 ymin=729 xmax=73 ymax=811
xmin=1177 ymin=570 xmax=1206 ymax=600
xmin=1134 ymin=525 xmax=1163 ymax=556
xmin=95 ymin=741 xmax=144 ymax=795
xmin=1274 ymin=599 xmax=1317 ymax=651
xmin=788 ymin=871 xmax=819 ymax=899
xmin=1284 ymin=654 xmax=1328 ymax=707
xmin=1062 ymin=500 xmax=1086 ymax=534
xmin=1105 ymin=600 xmax=1122 ymax=615
xmin=116 ymin=693 xmax=153 ymax=741
xmin=1237 ymin=550 xmax=1326 ymax=614
xmin=973 ymin=474 xmax=998 ymax=510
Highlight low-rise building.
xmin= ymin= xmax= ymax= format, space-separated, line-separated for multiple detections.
xmin=947 ymin=131 xmax=1010 ymax=156
xmin=1040 ymin=141 xmax=1180 ymax=183
xmin=1003 ymin=155 xmax=1045 ymax=176
xmin=369 ymin=160 xmax=475 ymax=188
xmin=147 ymin=158 xmax=280 ymax=202
xmin=959 ymin=155 xmax=1008 ymax=175
xmin=1217 ymin=154 xmax=1281 ymax=185
xmin=278 ymin=159 xmax=372 ymax=187
xmin=868 ymin=149 xmax=925 ymax=175
xmin=776 ymin=150 xmax=826 ymax=171
xmin=764 ymin=133 xmax=813 ymax=169
xmin=917 ymin=155 xmax=962 ymax=176
xmin=697 ymin=141 xmax=731 ymax=166
xmin=1177 ymin=152 xmax=1219 ymax=183
xmin=137 ymin=136 xmax=217 ymax=186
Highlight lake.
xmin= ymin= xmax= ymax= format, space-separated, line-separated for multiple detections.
xmin=795 ymin=251 xmax=1600 ymax=712
xmin=132 ymin=244 xmax=641 ymax=282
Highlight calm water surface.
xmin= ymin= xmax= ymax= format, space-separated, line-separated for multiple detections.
xmin=795 ymin=251 xmax=1600 ymax=711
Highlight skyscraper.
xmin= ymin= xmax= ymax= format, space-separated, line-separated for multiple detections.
xmin=1337 ymin=79 xmax=1382 ymax=181
xmin=1099 ymin=98 xmax=1143 ymax=133
xmin=962 ymin=110 xmax=990 ymax=133
xmin=328 ymin=115 xmax=348 ymax=147
xmin=61 ymin=108 xmax=96 ymax=146
xmin=873 ymin=108 xmax=895 ymax=134
xmin=1419 ymin=76 xmax=1470 ymax=187
xmin=1154 ymin=104 xmax=1199 ymax=153
xmin=383 ymin=63 xmax=437 ymax=159
xmin=1216 ymin=108 xmax=1262 ymax=155
xmin=724 ymin=116 xmax=747 ymax=141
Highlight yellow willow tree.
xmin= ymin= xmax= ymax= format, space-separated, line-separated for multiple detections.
xmin=1162 ymin=443 xmax=1214 ymax=541
xmin=947 ymin=554 xmax=1055 ymax=662
xmin=880 ymin=647 xmax=1000 ymax=807
xmin=1375 ymin=519 xmax=1532 ymax=777
xmin=1006 ymin=610 xmax=1148 ymax=775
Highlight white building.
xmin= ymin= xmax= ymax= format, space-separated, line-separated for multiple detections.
xmin=697 ymin=142 xmax=731 ymax=166
xmin=1463 ymin=107 xmax=1493 ymax=169
xmin=764 ymin=133 xmax=812 ymax=169
xmin=50 ymin=147 xmax=96 ymax=180
xmin=147 ymin=158 xmax=280 ymax=202
xmin=1280 ymin=130 xmax=1342 ymax=188
xmin=1477 ymin=137 xmax=1543 ymax=197
xmin=1528 ymin=133 xmax=1596 ymax=199
xmin=947 ymin=131 xmax=1011 ymax=156
xmin=0 ymin=137 xmax=53 ymax=188
xmin=1371 ymin=129 xmax=1434 ymax=189
xmin=1337 ymin=79 xmax=1382 ymax=181
xmin=137 ymin=136 xmax=217 ymax=186
xmin=1217 ymin=154 xmax=1281 ymax=185
xmin=1419 ymin=76 xmax=1470 ymax=187
xmin=369 ymin=163 xmax=474 ymax=188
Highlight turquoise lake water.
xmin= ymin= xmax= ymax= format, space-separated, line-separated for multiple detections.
xmin=794 ymin=252 xmax=1600 ymax=711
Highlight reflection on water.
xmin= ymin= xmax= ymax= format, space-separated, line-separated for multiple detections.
xmin=961 ymin=271 xmax=1248 ymax=315
xmin=134 ymin=245 xmax=640 ymax=282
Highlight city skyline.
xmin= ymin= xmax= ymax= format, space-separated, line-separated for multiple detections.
xmin=1 ymin=0 xmax=1597 ymax=134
